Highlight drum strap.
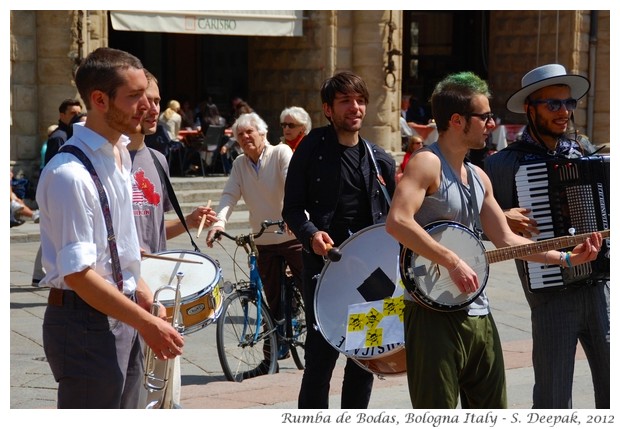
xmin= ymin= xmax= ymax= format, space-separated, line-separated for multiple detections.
xmin=59 ymin=145 xmax=124 ymax=291
xmin=362 ymin=139 xmax=391 ymax=206
xmin=148 ymin=148 xmax=202 ymax=252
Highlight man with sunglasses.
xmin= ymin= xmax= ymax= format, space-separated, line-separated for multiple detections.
xmin=485 ymin=64 xmax=609 ymax=408
xmin=386 ymin=71 xmax=601 ymax=409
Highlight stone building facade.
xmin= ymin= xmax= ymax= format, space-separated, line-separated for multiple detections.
xmin=10 ymin=10 xmax=610 ymax=180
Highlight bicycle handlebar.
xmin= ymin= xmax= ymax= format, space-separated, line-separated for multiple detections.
xmin=212 ymin=220 xmax=285 ymax=250
xmin=213 ymin=220 xmax=342 ymax=262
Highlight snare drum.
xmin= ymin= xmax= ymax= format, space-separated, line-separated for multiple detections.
xmin=141 ymin=250 xmax=224 ymax=335
xmin=315 ymin=224 xmax=406 ymax=376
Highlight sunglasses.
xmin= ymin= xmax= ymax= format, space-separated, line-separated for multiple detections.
xmin=468 ymin=112 xmax=496 ymax=125
xmin=528 ymin=98 xmax=577 ymax=112
xmin=281 ymin=122 xmax=302 ymax=129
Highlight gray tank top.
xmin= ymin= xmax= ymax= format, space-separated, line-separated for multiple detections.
xmin=411 ymin=143 xmax=489 ymax=315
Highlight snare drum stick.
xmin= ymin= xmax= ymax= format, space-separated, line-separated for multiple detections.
xmin=196 ymin=199 xmax=212 ymax=238
xmin=142 ymin=253 xmax=203 ymax=264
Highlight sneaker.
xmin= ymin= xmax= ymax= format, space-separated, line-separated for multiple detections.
xmin=32 ymin=210 xmax=40 ymax=224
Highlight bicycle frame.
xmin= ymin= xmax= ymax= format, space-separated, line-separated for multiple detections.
xmin=214 ymin=220 xmax=306 ymax=379
xmin=216 ymin=221 xmax=283 ymax=345
xmin=246 ymin=251 xmax=265 ymax=344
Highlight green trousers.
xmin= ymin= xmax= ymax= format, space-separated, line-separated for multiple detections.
xmin=404 ymin=300 xmax=507 ymax=408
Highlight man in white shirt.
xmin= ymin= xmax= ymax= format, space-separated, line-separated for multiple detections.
xmin=37 ymin=47 xmax=184 ymax=408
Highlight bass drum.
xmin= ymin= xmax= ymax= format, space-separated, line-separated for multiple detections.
xmin=141 ymin=250 xmax=224 ymax=334
xmin=315 ymin=224 xmax=406 ymax=376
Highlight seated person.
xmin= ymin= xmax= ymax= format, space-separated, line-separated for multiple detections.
xmin=10 ymin=171 xmax=39 ymax=225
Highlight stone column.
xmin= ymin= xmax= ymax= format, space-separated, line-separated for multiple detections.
xmin=351 ymin=10 xmax=401 ymax=153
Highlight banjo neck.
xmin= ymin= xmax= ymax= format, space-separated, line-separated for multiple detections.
xmin=486 ymin=230 xmax=610 ymax=264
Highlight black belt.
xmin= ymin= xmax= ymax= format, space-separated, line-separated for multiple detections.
xmin=48 ymin=288 xmax=135 ymax=309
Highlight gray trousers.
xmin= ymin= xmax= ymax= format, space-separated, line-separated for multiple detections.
xmin=530 ymin=280 xmax=610 ymax=408
xmin=32 ymin=245 xmax=45 ymax=281
xmin=43 ymin=289 xmax=145 ymax=408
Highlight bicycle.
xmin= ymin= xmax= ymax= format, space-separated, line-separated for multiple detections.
xmin=212 ymin=220 xmax=307 ymax=382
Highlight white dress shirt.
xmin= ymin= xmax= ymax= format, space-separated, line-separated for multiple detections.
xmin=36 ymin=124 xmax=142 ymax=294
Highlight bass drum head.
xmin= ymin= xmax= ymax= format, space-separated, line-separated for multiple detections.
xmin=141 ymin=250 xmax=221 ymax=305
xmin=315 ymin=224 xmax=404 ymax=361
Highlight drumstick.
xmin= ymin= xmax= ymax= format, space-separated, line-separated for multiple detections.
xmin=142 ymin=253 xmax=203 ymax=264
xmin=325 ymin=244 xmax=342 ymax=262
xmin=196 ymin=199 xmax=212 ymax=238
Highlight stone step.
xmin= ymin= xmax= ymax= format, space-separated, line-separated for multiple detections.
xmin=177 ymin=200 xmax=248 ymax=212
xmin=164 ymin=209 xmax=251 ymax=231
xmin=168 ymin=176 xmax=247 ymax=220
xmin=166 ymin=175 xmax=251 ymax=231
xmin=169 ymin=176 xmax=230 ymax=191
xmin=172 ymin=188 xmax=245 ymax=208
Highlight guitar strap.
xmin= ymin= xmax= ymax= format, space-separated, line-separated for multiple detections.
xmin=429 ymin=143 xmax=482 ymax=239
xmin=465 ymin=163 xmax=484 ymax=240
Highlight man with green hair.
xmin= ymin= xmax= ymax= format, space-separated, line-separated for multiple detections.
xmin=385 ymin=71 xmax=602 ymax=408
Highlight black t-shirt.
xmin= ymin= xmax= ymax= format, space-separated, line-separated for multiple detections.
xmin=330 ymin=143 xmax=372 ymax=245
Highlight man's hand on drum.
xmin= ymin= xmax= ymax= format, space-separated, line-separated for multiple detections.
xmin=206 ymin=225 xmax=224 ymax=248
xmin=310 ymin=230 xmax=334 ymax=257
xmin=187 ymin=206 xmax=218 ymax=230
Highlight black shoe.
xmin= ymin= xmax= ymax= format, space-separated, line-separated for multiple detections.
xmin=31 ymin=278 xmax=42 ymax=287
xmin=11 ymin=219 xmax=24 ymax=228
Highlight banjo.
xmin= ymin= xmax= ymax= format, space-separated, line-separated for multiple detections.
xmin=399 ymin=221 xmax=609 ymax=312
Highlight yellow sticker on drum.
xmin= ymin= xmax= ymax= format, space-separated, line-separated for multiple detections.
xmin=365 ymin=308 xmax=383 ymax=329
xmin=383 ymin=296 xmax=405 ymax=321
xmin=344 ymin=298 xmax=405 ymax=353
xmin=365 ymin=328 xmax=383 ymax=347
xmin=347 ymin=313 xmax=367 ymax=331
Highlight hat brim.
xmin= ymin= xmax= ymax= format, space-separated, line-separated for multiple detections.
xmin=506 ymin=75 xmax=590 ymax=113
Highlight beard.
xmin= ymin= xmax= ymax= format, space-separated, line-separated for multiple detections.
xmin=139 ymin=122 xmax=157 ymax=136
xmin=463 ymin=122 xmax=487 ymax=149
xmin=533 ymin=116 xmax=566 ymax=139
xmin=105 ymin=102 xmax=141 ymax=135
xmin=330 ymin=114 xmax=363 ymax=133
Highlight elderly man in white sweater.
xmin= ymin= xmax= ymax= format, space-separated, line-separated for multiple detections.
xmin=206 ymin=112 xmax=303 ymax=359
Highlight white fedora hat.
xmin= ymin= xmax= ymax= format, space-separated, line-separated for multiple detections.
xmin=506 ymin=64 xmax=590 ymax=113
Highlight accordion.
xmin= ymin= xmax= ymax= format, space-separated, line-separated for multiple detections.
xmin=515 ymin=155 xmax=610 ymax=292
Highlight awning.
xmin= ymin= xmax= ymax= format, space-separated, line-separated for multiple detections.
xmin=110 ymin=10 xmax=303 ymax=37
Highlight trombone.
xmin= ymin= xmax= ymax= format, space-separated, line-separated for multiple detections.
xmin=144 ymin=272 xmax=184 ymax=409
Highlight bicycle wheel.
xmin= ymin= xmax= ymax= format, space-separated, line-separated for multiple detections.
xmin=216 ymin=290 xmax=278 ymax=382
xmin=285 ymin=278 xmax=307 ymax=370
